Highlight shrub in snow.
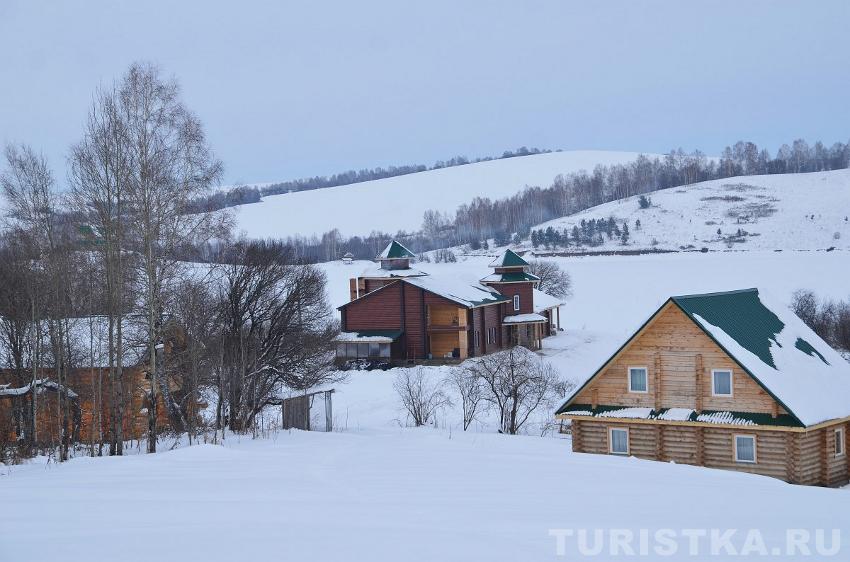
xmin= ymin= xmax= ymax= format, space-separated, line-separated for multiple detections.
xmin=462 ymin=347 xmax=571 ymax=435
xmin=394 ymin=368 xmax=451 ymax=427
xmin=638 ymin=195 xmax=652 ymax=209
xmin=445 ymin=367 xmax=483 ymax=431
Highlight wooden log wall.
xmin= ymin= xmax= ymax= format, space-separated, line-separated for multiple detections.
xmin=569 ymin=419 xmax=850 ymax=487
xmin=573 ymin=304 xmax=786 ymax=416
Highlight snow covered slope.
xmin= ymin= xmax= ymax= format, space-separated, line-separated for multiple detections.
xmin=533 ymin=169 xmax=850 ymax=251
xmin=230 ymin=150 xmax=645 ymax=239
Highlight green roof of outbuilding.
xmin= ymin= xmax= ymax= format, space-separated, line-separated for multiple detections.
xmin=488 ymin=249 xmax=529 ymax=268
xmin=377 ymin=240 xmax=416 ymax=260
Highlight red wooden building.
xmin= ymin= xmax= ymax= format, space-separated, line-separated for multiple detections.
xmin=336 ymin=241 xmax=563 ymax=363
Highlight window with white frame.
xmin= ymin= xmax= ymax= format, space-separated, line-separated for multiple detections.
xmin=734 ymin=434 xmax=756 ymax=463
xmin=835 ymin=427 xmax=845 ymax=457
xmin=712 ymin=369 xmax=733 ymax=396
xmin=513 ymin=294 xmax=520 ymax=311
xmin=488 ymin=327 xmax=496 ymax=344
xmin=474 ymin=330 xmax=480 ymax=348
xmin=628 ymin=367 xmax=648 ymax=393
xmin=609 ymin=427 xmax=629 ymax=455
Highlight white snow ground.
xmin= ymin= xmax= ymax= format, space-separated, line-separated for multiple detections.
xmin=229 ymin=150 xmax=646 ymax=239
xmin=2 ymin=251 xmax=850 ymax=561
xmin=532 ymin=169 xmax=850 ymax=252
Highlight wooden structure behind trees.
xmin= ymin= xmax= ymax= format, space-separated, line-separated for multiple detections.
xmin=0 ymin=366 xmax=176 ymax=446
xmin=557 ymin=289 xmax=850 ymax=487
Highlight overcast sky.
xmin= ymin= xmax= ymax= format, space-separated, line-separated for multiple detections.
xmin=1 ymin=0 xmax=848 ymax=186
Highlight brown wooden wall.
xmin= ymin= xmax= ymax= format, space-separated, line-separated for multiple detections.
xmin=487 ymin=282 xmax=534 ymax=315
xmin=571 ymin=419 xmax=850 ymax=487
xmin=342 ymin=281 xmax=475 ymax=360
xmin=344 ymin=283 xmax=404 ymax=332
xmin=573 ymin=303 xmax=786 ymax=415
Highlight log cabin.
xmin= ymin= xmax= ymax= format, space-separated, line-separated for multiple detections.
xmin=0 ymin=318 xmax=192 ymax=447
xmin=555 ymin=288 xmax=850 ymax=487
xmin=335 ymin=241 xmax=564 ymax=363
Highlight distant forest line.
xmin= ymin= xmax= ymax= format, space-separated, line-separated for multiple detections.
xmin=277 ymin=138 xmax=850 ymax=263
xmin=188 ymin=146 xmax=555 ymax=214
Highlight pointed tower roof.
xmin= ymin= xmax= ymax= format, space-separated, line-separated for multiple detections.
xmin=377 ymin=240 xmax=416 ymax=260
xmin=488 ymin=249 xmax=529 ymax=268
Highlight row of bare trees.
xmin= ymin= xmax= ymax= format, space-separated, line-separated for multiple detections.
xmin=0 ymin=62 xmax=338 ymax=463
xmin=395 ymin=347 xmax=571 ymax=435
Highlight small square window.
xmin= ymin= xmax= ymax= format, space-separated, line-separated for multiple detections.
xmin=513 ymin=294 xmax=520 ymax=311
xmin=609 ymin=427 xmax=629 ymax=455
xmin=628 ymin=367 xmax=648 ymax=393
xmin=835 ymin=428 xmax=845 ymax=457
xmin=712 ymin=370 xmax=733 ymax=396
xmin=735 ymin=435 xmax=756 ymax=463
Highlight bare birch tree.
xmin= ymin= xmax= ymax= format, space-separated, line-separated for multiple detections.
xmin=116 ymin=62 xmax=226 ymax=453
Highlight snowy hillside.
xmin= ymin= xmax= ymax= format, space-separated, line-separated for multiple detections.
xmin=230 ymin=150 xmax=645 ymax=239
xmin=532 ymin=169 xmax=850 ymax=252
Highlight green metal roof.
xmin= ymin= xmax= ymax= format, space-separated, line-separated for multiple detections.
xmin=672 ymin=289 xmax=782 ymax=368
xmin=488 ymin=249 xmax=529 ymax=268
xmin=377 ymin=240 xmax=416 ymax=260
xmin=671 ymin=288 xmax=826 ymax=370
xmin=480 ymin=272 xmax=541 ymax=283
xmin=557 ymin=403 xmax=802 ymax=428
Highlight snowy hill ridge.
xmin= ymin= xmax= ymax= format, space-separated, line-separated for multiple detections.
xmin=531 ymin=169 xmax=850 ymax=252
xmin=230 ymin=150 xmax=647 ymax=239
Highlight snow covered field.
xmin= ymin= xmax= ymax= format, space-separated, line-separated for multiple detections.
xmin=2 ymin=427 xmax=848 ymax=561
xmin=2 ymin=250 xmax=850 ymax=561
xmin=229 ymin=150 xmax=645 ymax=239
xmin=533 ymin=169 xmax=850 ymax=252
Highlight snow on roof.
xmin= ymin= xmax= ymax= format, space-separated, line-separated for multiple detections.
xmin=359 ymin=264 xmax=428 ymax=278
xmin=334 ymin=330 xmax=402 ymax=343
xmin=679 ymin=288 xmax=850 ymax=427
xmin=403 ymin=276 xmax=508 ymax=308
xmin=0 ymin=379 xmax=79 ymax=400
xmin=377 ymin=240 xmax=416 ymax=260
xmin=503 ymin=313 xmax=548 ymax=324
xmin=560 ymin=405 xmax=790 ymax=427
xmin=533 ymin=289 xmax=564 ymax=313
xmin=488 ymin=249 xmax=529 ymax=268
xmin=557 ymin=288 xmax=850 ymax=427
